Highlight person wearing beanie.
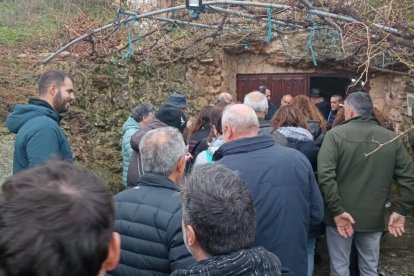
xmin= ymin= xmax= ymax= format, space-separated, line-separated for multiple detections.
xmin=156 ymin=107 xmax=187 ymax=134
xmin=161 ymin=92 xmax=188 ymax=111
xmin=310 ymin=88 xmax=330 ymax=120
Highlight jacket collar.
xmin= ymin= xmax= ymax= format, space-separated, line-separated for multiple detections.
xmin=340 ymin=116 xmax=380 ymax=126
xmin=180 ymin=247 xmax=281 ymax=275
xmin=138 ymin=172 xmax=179 ymax=191
xmin=213 ymin=135 xmax=274 ymax=161
xmin=258 ymin=117 xmax=271 ymax=128
xmin=29 ymin=98 xmax=55 ymax=112
xmin=278 ymin=126 xmax=313 ymax=141
xmin=28 ymin=98 xmax=62 ymax=122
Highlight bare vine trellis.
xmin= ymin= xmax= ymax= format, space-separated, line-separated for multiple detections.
xmin=44 ymin=0 xmax=414 ymax=79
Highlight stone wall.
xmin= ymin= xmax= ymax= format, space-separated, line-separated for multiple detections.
xmin=1 ymin=31 xmax=413 ymax=192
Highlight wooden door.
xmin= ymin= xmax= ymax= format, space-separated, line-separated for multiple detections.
xmin=236 ymin=74 xmax=308 ymax=106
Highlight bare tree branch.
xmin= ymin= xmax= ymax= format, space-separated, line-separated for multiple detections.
xmin=364 ymin=126 xmax=414 ymax=157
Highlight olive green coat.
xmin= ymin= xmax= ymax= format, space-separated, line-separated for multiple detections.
xmin=317 ymin=116 xmax=414 ymax=232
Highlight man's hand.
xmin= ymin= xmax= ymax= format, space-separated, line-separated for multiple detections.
xmin=334 ymin=212 xmax=355 ymax=238
xmin=388 ymin=212 xmax=405 ymax=237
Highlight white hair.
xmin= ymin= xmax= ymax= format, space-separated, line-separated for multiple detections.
xmin=244 ymin=91 xmax=268 ymax=113
xmin=139 ymin=127 xmax=186 ymax=177
xmin=222 ymin=104 xmax=259 ymax=135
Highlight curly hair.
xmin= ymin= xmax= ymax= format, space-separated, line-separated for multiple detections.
xmin=271 ymin=105 xmax=308 ymax=129
xmin=292 ymin=95 xmax=327 ymax=132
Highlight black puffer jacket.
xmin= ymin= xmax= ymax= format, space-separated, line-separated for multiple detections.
xmin=108 ymin=173 xmax=195 ymax=276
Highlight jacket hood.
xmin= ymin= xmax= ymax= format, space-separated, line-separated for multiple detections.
xmin=258 ymin=117 xmax=271 ymax=128
xmin=130 ymin=118 xmax=167 ymax=151
xmin=122 ymin=115 xmax=139 ymax=134
xmin=213 ymin=135 xmax=274 ymax=161
xmin=207 ymin=136 xmax=225 ymax=155
xmin=278 ymin=126 xmax=313 ymax=142
xmin=6 ymin=103 xmax=60 ymax=134
xmin=307 ymin=120 xmax=322 ymax=139
xmin=172 ymin=247 xmax=282 ymax=275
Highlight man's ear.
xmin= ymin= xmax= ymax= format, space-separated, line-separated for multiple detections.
xmin=48 ymin=82 xmax=58 ymax=96
xmin=185 ymin=224 xmax=196 ymax=247
xmin=176 ymin=155 xmax=186 ymax=173
xmin=223 ymin=124 xmax=233 ymax=142
xmin=102 ymin=232 xmax=121 ymax=272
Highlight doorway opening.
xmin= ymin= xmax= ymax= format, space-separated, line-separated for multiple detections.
xmin=310 ymin=76 xmax=351 ymax=101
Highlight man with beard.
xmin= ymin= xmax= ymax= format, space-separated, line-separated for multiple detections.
xmin=6 ymin=70 xmax=75 ymax=173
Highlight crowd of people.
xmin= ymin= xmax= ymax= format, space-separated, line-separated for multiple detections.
xmin=1 ymin=70 xmax=414 ymax=276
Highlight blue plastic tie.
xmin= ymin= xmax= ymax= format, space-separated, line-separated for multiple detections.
xmin=306 ymin=14 xmax=318 ymax=66
xmin=124 ymin=16 xmax=140 ymax=60
xmin=266 ymin=7 xmax=273 ymax=44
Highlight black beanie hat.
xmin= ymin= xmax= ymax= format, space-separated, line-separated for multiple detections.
xmin=156 ymin=107 xmax=187 ymax=133
xmin=164 ymin=92 xmax=188 ymax=109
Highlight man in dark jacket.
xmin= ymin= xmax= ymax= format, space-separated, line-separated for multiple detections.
xmin=310 ymin=88 xmax=330 ymax=120
xmin=244 ymin=91 xmax=287 ymax=146
xmin=109 ymin=127 xmax=195 ymax=276
xmin=327 ymin=94 xmax=344 ymax=128
xmin=6 ymin=71 xmax=75 ymax=173
xmin=318 ymin=92 xmax=414 ymax=276
xmin=213 ymin=104 xmax=324 ymax=276
xmin=258 ymin=85 xmax=277 ymax=120
xmin=172 ymin=163 xmax=284 ymax=276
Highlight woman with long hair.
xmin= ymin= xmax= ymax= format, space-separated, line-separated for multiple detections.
xmin=272 ymin=104 xmax=323 ymax=276
xmin=292 ymin=95 xmax=327 ymax=146
xmin=272 ymin=105 xmax=318 ymax=171
xmin=187 ymin=105 xmax=212 ymax=159
xmin=193 ymin=103 xmax=227 ymax=166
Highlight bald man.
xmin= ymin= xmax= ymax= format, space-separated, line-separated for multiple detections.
xmin=213 ymin=104 xmax=323 ymax=276
xmin=281 ymin=94 xmax=293 ymax=106
xmin=218 ymin=92 xmax=233 ymax=104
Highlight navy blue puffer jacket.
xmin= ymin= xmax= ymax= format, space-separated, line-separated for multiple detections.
xmin=108 ymin=173 xmax=195 ymax=276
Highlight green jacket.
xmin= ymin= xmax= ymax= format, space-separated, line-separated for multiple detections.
xmin=317 ymin=116 xmax=414 ymax=232
xmin=6 ymin=99 xmax=73 ymax=174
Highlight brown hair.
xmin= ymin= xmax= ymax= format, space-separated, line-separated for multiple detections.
xmin=292 ymin=95 xmax=327 ymax=131
xmin=272 ymin=105 xmax=308 ymax=129
xmin=38 ymin=71 xmax=71 ymax=96
xmin=187 ymin=106 xmax=212 ymax=140
xmin=210 ymin=102 xmax=228 ymax=136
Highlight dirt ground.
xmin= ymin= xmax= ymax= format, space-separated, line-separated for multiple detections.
xmin=314 ymin=210 xmax=414 ymax=276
